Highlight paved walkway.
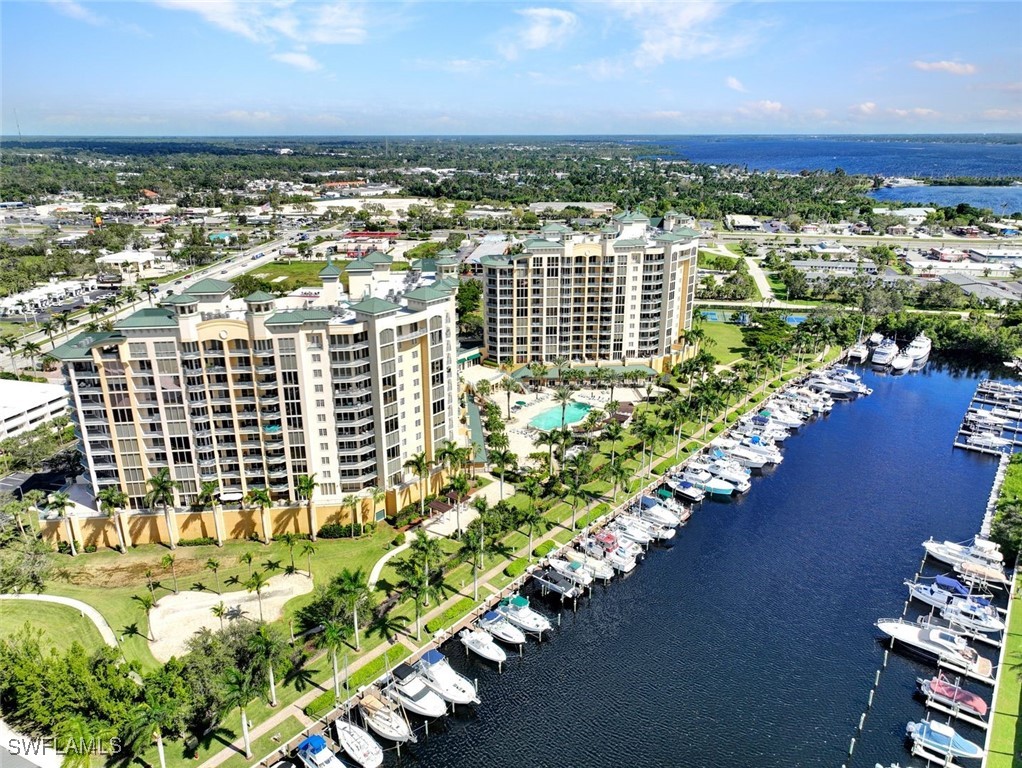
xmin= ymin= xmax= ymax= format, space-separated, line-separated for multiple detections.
xmin=367 ymin=541 xmax=410 ymax=587
xmin=0 ymin=593 xmax=117 ymax=647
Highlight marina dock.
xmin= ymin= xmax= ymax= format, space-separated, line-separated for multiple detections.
xmin=953 ymin=380 xmax=1022 ymax=455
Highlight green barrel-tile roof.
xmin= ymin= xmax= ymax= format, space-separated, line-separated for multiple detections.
xmin=344 ymin=259 xmax=374 ymax=273
xmin=349 ymin=296 xmax=401 ymax=316
xmin=264 ymin=308 xmax=334 ymax=326
xmin=185 ymin=278 xmax=233 ymax=294
xmin=161 ymin=293 xmax=198 ymax=305
xmin=244 ymin=290 xmax=276 ymax=302
xmin=403 ymin=285 xmax=449 ymax=303
xmin=50 ymin=331 xmax=123 ymax=361
xmin=115 ymin=307 xmax=178 ymax=329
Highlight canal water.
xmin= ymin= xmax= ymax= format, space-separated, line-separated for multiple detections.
xmin=383 ymin=362 xmax=1002 ymax=767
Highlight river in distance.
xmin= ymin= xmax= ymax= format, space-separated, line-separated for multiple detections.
xmin=373 ymin=361 xmax=1003 ymax=768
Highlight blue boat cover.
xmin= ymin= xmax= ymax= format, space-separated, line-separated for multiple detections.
xmin=421 ymin=649 xmax=445 ymax=666
xmin=711 ymin=448 xmax=725 ymax=459
xmin=639 ymin=495 xmax=658 ymax=509
xmin=935 ymin=575 xmax=970 ymax=596
xmin=298 ymin=735 xmax=327 ymax=753
xmin=749 ymin=435 xmax=763 ymax=445
xmin=482 ymin=610 xmax=501 ymax=621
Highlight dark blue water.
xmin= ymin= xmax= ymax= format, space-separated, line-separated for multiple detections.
xmin=635 ymin=135 xmax=1022 ymax=178
xmin=869 ymin=185 xmax=1022 ymax=215
xmin=380 ymin=362 xmax=1002 ymax=768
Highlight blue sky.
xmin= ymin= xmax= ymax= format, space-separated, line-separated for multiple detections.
xmin=2 ymin=0 xmax=1020 ymax=135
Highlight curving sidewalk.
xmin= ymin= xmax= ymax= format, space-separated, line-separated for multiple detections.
xmin=367 ymin=541 xmax=410 ymax=587
xmin=0 ymin=593 xmax=118 ymax=647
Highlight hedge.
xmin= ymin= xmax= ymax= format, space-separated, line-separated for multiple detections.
xmin=504 ymin=557 xmax=529 ymax=578
xmin=304 ymin=645 xmax=411 ymax=719
xmin=178 ymin=536 xmax=217 ymax=547
xmin=533 ymin=541 xmax=556 ymax=558
xmin=576 ymin=503 xmax=611 ymax=529
xmin=424 ymin=597 xmax=476 ymax=634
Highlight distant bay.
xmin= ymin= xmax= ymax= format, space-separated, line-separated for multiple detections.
xmin=868 ymin=185 xmax=1022 ymax=214
xmin=632 ymin=135 xmax=1022 ymax=178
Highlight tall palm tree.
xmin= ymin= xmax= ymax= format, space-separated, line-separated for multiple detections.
xmin=161 ymin=553 xmax=178 ymax=594
xmin=318 ymin=620 xmax=346 ymax=700
xmin=296 ymin=473 xmax=318 ymax=540
xmin=39 ymin=320 xmax=56 ymax=349
xmin=332 ymin=568 xmax=370 ymax=651
xmin=528 ymin=361 xmax=548 ymax=387
xmin=206 ymin=558 xmax=221 ymax=594
xmin=435 ymin=439 xmax=461 ymax=477
xmin=59 ymin=716 xmax=116 ymax=768
xmin=403 ymin=451 xmax=432 ymax=521
xmin=119 ymin=286 xmax=140 ymax=307
xmin=409 ymin=528 xmax=443 ymax=606
xmin=448 ymin=472 xmax=470 ymax=533
xmin=552 ymin=355 xmax=569 ymax=382
xmin=499 ymin=376 xmax=522 ymax=418
xmin=602 ymin=455 xmax=631 ymax=498
xmin=488 ymin=447 xmax=517 ymax=500
xmin=222 ymin=668 xmax=259 ymax=759
xmin=97 ymin=486 xmax=128 ymax=553
xmin=280 ymin=532 xmax=299 ymax=569
xmin=301 ymin=541 xmax=317 ymax=579
xmin=245 ymin=487 xmax=272 ymax=544
xmin=1 ymin=334 xmax=19 ymax=374
xmin=144 ymin=468 xmax=179 ymax=550
xmin=519 ymin=504 xmax=550 ymax=561
xmin=240 ymin=550 xmax=255 ymax=576
xmin=48 ymin=491 xmax=75 ymax=556
xmin=134 ymin=592 xmax=157 ymax=641
xmin=246 ymin=570 xmax=270 ymax=622
xmin=211 ymin=601 xmax=227 ymax=631
xmin=125 ymin=694 xmax=180 ymax=768
xmin=87 ymin=303 xmax=104 ymax=323
xmin=359 ymin=485 xmax=385 ymax=534
xmin=395 ymin=559 xmax=442 ymax=641
xmin=247 ymin=625 xmax=285 ymax=707
xmin=553 ymin=385 xmax=574 ymax=429
xmin=142 ymin=281 xmax=159 ymax=305
xmin=20 ymin=340 xmax=42 ymax=371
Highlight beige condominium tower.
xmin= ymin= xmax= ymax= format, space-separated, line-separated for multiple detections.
xmin=479 ymin=211 xmax=699 ymax=371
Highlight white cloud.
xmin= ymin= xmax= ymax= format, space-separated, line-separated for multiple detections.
xmin=913 ymin=60 xmax=977 ymax=76
xmin=220 ymin=110 xmax=284 ymax=124
xmin=851 ymin=102 xmax=877 ymax=116
xmin=984 ymin=108 xmax=1022 ymax=120
xmin=739 ymin=99 xmax=783 ymax=116
xmin=155 ymin=0 xmax=263 ymax=42
xmin=272 ymin=51 xmax=321 ymax=72
xmin=888 ymin=106 xmax=939 ymax=118
xmin=48 ymin=0 xmax=104 ymax=25
xmin=307 ymin=3 xmax=368 ymax=45
xmin=725 ymin=76 xmax=746 ymax=92
xmin=499 ymin=7 xmax=578 ymax=60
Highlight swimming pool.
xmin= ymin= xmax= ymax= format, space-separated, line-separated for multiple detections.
xmin=530 ymin=401 xmax=592 ymax=431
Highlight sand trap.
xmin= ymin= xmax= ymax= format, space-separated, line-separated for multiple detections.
xmin=148 ymin=572 xmax=313 ymax=662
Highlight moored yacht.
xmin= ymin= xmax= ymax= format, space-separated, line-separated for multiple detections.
xmin=459 ymin=627 xmax=507 ymax=664
xmin=416 ymin=649 xmax=480 ymax=706
xmin=889 ymin=350 xmax=912 ymax=373
xmin=905 ymin=720 xmax=984 ymax=761
xmin=905 ymin=332 xmax=932 ymax=361
xmin=384 ymin=663 xmax=448 ymax=718
xmin=334 ymin=719 xmax=383 ymax=768
xmin=477 ymin=609 xmax=527 ymax=645
xmin=296 ymin=735 xmax=346 ymax=768
xmin=848 ymin=341 xmax=870 ymax=363
xmin=923 ymin=537 xmax=1004 ymax=570
xmin=678 ymin=466 xmax=736 ymax=497
xmin=966 ymin=431 xmax=1011 ymax=450
xmin=357 ymin=688 xmax=416 ymax=744
xmin=875 ymin=618 xmax=992 ymax=679
xmin=871 ymin=338 xmax=898 ymax=366
xmin=563 ymin=549 xmax=616 ymax=581
xmin=497 ymin=594 xmax=552 ymax=635
xmin=663 ymin=476 xmax=707 ymax=503
xmin=703 ymin=457 xmax=752 ymax=493
xmin=916 ymin=675 xmax=989 ymax=720
xmin=547 ymin=556 xmax=595 ymax=587
xmin=636 ymin=495 xmax=682 ymax=527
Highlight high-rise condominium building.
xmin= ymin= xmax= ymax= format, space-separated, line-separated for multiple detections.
xmin=479 ymin=211 xmax=699 ymax=370
xmin=52 ymin=263 xmax=459 ymax=512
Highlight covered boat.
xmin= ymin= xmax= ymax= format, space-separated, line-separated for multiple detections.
xmin=917 ymin=675 xmax=989 ymax=719
xmin=477 ymin=610 xmax=527 ymax=644
xmin=905 ymin=719 xmax=984 ymax=760
xmin=497 ymin=594 xmax=552 ymax=635
xmin=296 ymin=735 xmax=345 ymax=768
xmin=416 ymin=649 xmax=480 ymax=705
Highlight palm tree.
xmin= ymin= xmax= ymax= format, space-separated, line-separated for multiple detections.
xmin=59 ymin=716 xmax=116 ymax=768
xmin=296 ymin=473 xmax=318 ymax=540
xmin=499 ymin=376 xmax=522 ymax=418
xmin=161 ymin=553 xmax=178 ymax=594
xmin=87 ymin=303 xmax=104 ymax=323
xmin=318 ymin=620 xmax=347 ymax=700
xmin=553 ymin=385 xmax=574 ymax=429
xmin=206 ymin=558 xmax=221 ymax=593
xmin=360 ymin=485 xmax=385 ymax=534
xmin=20 ymin=340 xmax=42 ymax=371
xmin=333 ymin=568 xmax=370 ymax=651
xmin=435 ymin=439 xmax=461 ymax=477
xmin=280 ymin=532 xmax=299 ymax=569
xmin=246 ymin=570 xmax=270 ymax=622
xmin=211 ymin=601 xmax=227 ymax=631
xmin=395 ymin=559 xmax=441 ymax=641
xmin=125 ymin=693 xmax=180 ymax=768
xmin=39 ymin=320 xmax=56 ymax=349
xmin=240 ymin=550 xmax=255 ymax=576
xmin=409 ymin=529 xmax=443 ymax=607
xmin=602 ymin=455 xmax=631 ymax=498
xmin=564 ymin=459 xmax=591 ymax=530
xmin=222 ymin=668 xmax=259 ymax=759
xmin=247 ymin=625 xmax=285 ymax=707
xmin=119 ymin=286 xmax=140 ymax=307
xmin=142 ymin=281 xmax=159 ymax=305
xmin=301 ymin=541 xmax=317 ymax=579
xmin=1 ymin=334 xmax=20 ymax=374
xmin=488 ymin=447 xmax=517 ymax=500
xmin=245 ymin=487 xmax=272 ymax=544
xmin=97 ymin=486 xmax=128 ymax=553
xmin=342 ymin=493 xmax=359 ymax=538
xmin=448 ymin=472 xmax=470 ymax=533
xmin=552 ymin=355 xmax=569 ymax=382
xmin=403 ymin=451 xmax=432 ymax=521
xmin=144 ymin=468 xmax=179 ymax=550
xmin=534 ymin=430 xmax=559 ymax=472
xmin=49 ymin=491 xmax=75 ymax=556
xmin=528 ymin=361 xmax=548 ymax=387
xmin=134 ymin=592 xmax=157 ymax=641
xmin=519 ymin=504 xmax=550 ymax=561
xmin=195 ymin=480 xmax=218 ymax=509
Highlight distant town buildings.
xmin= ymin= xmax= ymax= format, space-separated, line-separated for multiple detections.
xmin=0 ymin=380 xmax=69 ymax=439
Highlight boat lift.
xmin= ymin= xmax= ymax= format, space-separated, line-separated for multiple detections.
xmin=910 ymin=741 xmax=969 ymax=768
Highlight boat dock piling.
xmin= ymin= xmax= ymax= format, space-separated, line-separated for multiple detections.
xmin=953 ymin=381 xmax=1022 ymax=455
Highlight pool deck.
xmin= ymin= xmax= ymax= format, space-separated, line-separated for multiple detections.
xmin=500 ymin=385 xmax=646 ymax=467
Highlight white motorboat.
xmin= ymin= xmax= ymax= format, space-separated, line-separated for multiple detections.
xmin=889 ymin=351 xmax=912 ymax=373
xmin=608 ymin=518 xmax=654 ymax=546
xmin=477 ymin=609 xmax=527 ymax=644
xmin=923 ymin=537 xmax=1004 ymax=570
xmin=905 ymin=720 xmax=984 ymax=761
xmin=708 ymin=442 xmax=768 ymax=469
xmin=941 ymin=600 xmax=1005 ymax=634
xmin=967 ymin=431 xmax=1011 ymax=450
xmin=581 ymin=535 xmax=637 ymax=572
xmin=849 ymin=341 xmax=870 ymax=363
xmin=358 ymin=689 xmax=416 ymax=743
xmin=905 ymin=332 xmax=932 ymax=362
xmin=991 ymin=405 xmax=1022 ymax=421
xmin=563 ymin=549 xmax=616 ymax=581
xmin=875 ymin=618 xmax=992 ymax=679
xmin=755 ymin=407 xmax=804 ymax=429
xmin=956 ymin=559 xmax=1011 ymax=587
xmin=497 ymin=594 xmax=552 ymax=635
xmin=678 ymin=467 xmax=735 ymax=497
xmin=965 ymin=409 xmax=1010 ymax=429
xmin=416 ymin=649 xmax=480 ymax=706
xmin=459 ymin=627 xmax=508 ymax=664
xmin=636 ymin=495 xmax=682 ymax=526
xmin=805 ymin=376 xmax=857 ymax=398
xmin=547 ymin=556 xmax=595 ymax=587
xmin=905 ymin=575 xmax=992 ymax=609
xmin=619 ymin=513 xmax=675 ymax=541
xmin=871 ymin=338 xmax=899 ymax=366
xmin=828 ymin=366 xmax=873 ymax=395
xmin=651 ymin=493 xmax=692 ymax=522
xmin=868 ymin=331 xmax=885 ymax=345
xmin=296 ymin=735 xmax=346 ymax=768
xmin=384 ymin=663 xmax=448 ymax=718
xmin=704 ymin=458 xmax=752 ymax=493
xmin=534 ymin=567 xmax=584 ymax=598
xmin=718 ymin=433 xmax=784 ymax=464
xmin=334 ymin=719 xmax=384 ymax=768
xmin=663 ymin=477 xmax=706 ymax=503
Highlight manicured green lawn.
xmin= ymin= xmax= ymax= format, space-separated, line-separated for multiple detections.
xmin=0 ymin=600 xmax=105 ymax=655
xmin=987 ymin=588 xmax=1022 ymax=768
xmin=217 ymin=715 xmax=305 ymax=768
xmin=246 ymin=260 xmax=352 ymax=290
xmin=699 ymin=321 xmax=748 ymax=365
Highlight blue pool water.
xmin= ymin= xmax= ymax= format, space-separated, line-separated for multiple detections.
xmin=529 ymin=402 xmax=591 ymax=430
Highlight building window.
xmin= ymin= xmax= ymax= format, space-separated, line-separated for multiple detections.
xmin=314 ymin=384 xmax=324 ymax=393
xmin=313 ymin=369 xmax=323 ymax=378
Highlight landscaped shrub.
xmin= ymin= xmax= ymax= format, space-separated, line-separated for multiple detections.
xmin=304 ymin=690 xmax=336 ymax=720
xmin=271 ymin=533 xmax=311 ymax=542
xmin=504 ymin=557 xmax=529 ymax=578
xmin=425 ymin=597 xmax=475 ymax=634
xmin=57 ymin=541 xmax=81 ymax=555
xmin=392 ymin=532 xmax=406 ymax=547
xmin=83 ymin=543 xmax=98 ymax=553
xmin=178 ymin=536 xmax=217 ymax=547
xmin=318 ymin=523 xmax=355 ymax=539
xmin=533 ymin=541 xmax=556 ymax=558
